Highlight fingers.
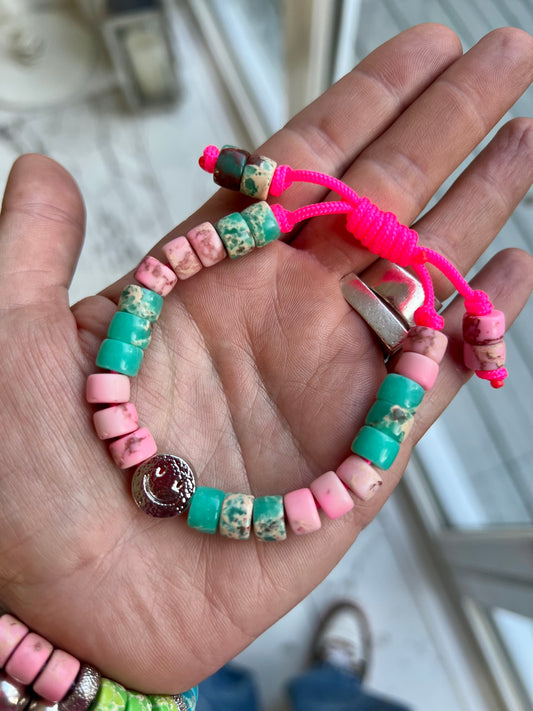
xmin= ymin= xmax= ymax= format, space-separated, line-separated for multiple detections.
xmin=0 ymin=154 xmax=85 ymax=313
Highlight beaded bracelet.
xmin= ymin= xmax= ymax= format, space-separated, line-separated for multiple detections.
xmin=86 ymin=144 xmax=507 ymax=540
xmin=0 ymin=614 xmax=198 ymax=711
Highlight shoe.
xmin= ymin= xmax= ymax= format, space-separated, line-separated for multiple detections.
xmin=309 ymin=600 xmax=372 ymax=680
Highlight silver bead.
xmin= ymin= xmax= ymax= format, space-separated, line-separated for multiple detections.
xmin=0 ymin=671 xmax=30 ymax=711
xmin=58 ymin=665 xmax=100 ymax=711
xmin=172 ymin=697 xmax=187 ymax=711
xmin=27 ymin=699 xmax=58 ymax=711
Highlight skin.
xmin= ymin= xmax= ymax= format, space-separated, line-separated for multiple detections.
xmin=0 ymin=24 xmax=533 ymax=694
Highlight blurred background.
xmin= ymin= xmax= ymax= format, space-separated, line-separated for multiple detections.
xmin=0 ymin=1 xmax=532 ymax=709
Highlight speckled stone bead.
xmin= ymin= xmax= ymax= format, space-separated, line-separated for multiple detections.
xmin=147 ymin=697 xmax=175 ymax=711
xmin=132 ymin=454 xmax=196 ymax=518
xmin=464 ymin=341 xmax=506 ymax=371
xmin=58 ymin=664 xmax=101 ymax=711
xmin=134 ymin=256 xmax=177 ymax=297
xmin=33 ymin=650 xmax=81 ymax=703
xmin=214 ymin=146 xmax=250 ymax=190
xmin=241 ymin=201 xmax=281 ymax=247
xmin=240 ymin=154 xmax=277 ymax=200
xmin=394 ymin=352 xmax=439 ymax=390
xmin=377 ymin=373 xmax=424 ymax=409
xmin=283 ymin=488 xmax=321 ymax=535
xmin=5 ymin=632 xmax=53 ymax=685
xmin=88 ymin=678 xmax=127 ymax=711
xmin=187 ymin=487 xmax=225 ymax=534
xmin=162 ymin=236 xmax=203 ymax=280
xmin=86 ymin=374 xmax=130 ymax=404
xmin=93 ymin=403 xmax=139 ymax=440
xmin=0 ymin=614 xmax=28 ymax=667
xmin=401 ymin=326 xmax=448 ymax=363
xmin=107 ymin=312 xmax=151 ymax=350
xmin=96 ymin=339 xmax=143 ymax=377
xmin=187 ymin=222 xmax=227 ymax=267
xmin=253 ymin=496 xmax=286 ymax=541
xmin=463 ymin=309 xmax=505 ymax=345
xmin=310 ymin=471 xmax=354 ymax=520
xmin=109 ymin=427 xmax=157 ymax=469
xmin=219 ymin=493 xmax=254 ymax=540
xmin=336 ymin=455 xmax=383 ymax=502
xmin=0 ymin=671 xmax=31 ymax=711
xmin=124 ymin=693 xmax=151 ymax=711
xmin=118 ymin=285 xmax=163 ymax=322
xmin=351 ymin=426 xmax=400 ymax=470
xmin=214 ymin=213 xmax=255 ymax=259
xmin=365 ymin=400 xmax=415 ymax=443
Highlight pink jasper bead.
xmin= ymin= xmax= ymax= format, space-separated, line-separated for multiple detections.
xmin=402 ymin=326 xmax=448 ymax=364
xmin=108 ymin=427 xmax=157 ymax=469
xmin=463 ymin=309 xmax=505 ymax=345
xmin=464 ymin=341 xmax=506 ymax=371
xmin=310 ymin=471 xmax=354 ymax=520
xmin=93 ymin=403 xmax=139 ymax=440
xmin=86 ymin=374 xmax=130 ymax=404
xmin=0 ymin=615 xmax=29 ymax=667
xmin=187 ymin=222 xmax=227 ymax=267
xmin=33 ymin=650 xmax=81 ymax=702
xmin=284 ymin=488 xmax=322 ymax=535
xmin=336 ymin=455 xmax=383 ymax=502
xmin=394 ymin=352 xmax=439 ymax=390
xmin=5 ymin=632 xmax=53 ymax=684
xmin=134 ymin=256 xmax=177 ymax=297
xmin=162 ymin=236 xmax=202 ymax=280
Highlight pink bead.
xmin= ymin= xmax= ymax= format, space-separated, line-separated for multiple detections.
xmin=5 ymin=632 xmax=53 ymax=684
xmin=464 ymin=341 xmax=506 ymax=371
xmin=394 ymin=351 xmax=439 ymax=390
xmin=33 ymin=650 xmax=81 ymax=702
xmin=402 ymin=326 xmax=448 ymax=364
xmin=162 ymin=236 xmax=203 ymax=280
xmin=93 ymin=403 xmax=139 ymax=440
xmin=187 ymin=222 xmax=227 ymax=267
xmin=284 ymin=488 xmax=322 ymax=535
xmin=86 ymin=374 xmax=130 ymax=404
xmin=336 ymin=455 xmax=383 ymax=502
xmin=134 ymin=256 xmax=177 ymax=297
xmin=108 ymin=427 xmax=157 ymax=469
xmin=310 ymin=471 xmax=354 ymax=520
xmin=0 ymin=614 xmax=29 ymax=667
xmin=463 ymin=309 xmax=505 ymax=345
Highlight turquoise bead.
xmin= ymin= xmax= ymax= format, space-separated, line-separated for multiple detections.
xmin=187 ymin=486 xmax=225 ymax=534
xmin=214 ymin=212 xmax=255 ymax=259
xmin=118 ymin=284 xmax=163 ymax=322
xmin=214 ymin=146 xmax=250 ymax=190
xmin=177 ymin=688 xmax=198 ymax=710
xmin=96 ymin=339 xmax=143 ymax=376
xmin=377 ymin=373 xmax=424 ymax=409
xmin=241 ymin=201 xmax=281 ymax=247
xmin=107 ymin=311 xmax=151 ymax=350
xmin=253 ymin=496 xmax=286 ymax=541
xmin=365 ymin=399 xmax=416 ymax=443
xmin=351 ymin=425 xmax=400 ymax=470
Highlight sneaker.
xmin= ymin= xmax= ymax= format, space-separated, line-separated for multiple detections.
xmin=309 ymin=600 xmax=372 ymax=680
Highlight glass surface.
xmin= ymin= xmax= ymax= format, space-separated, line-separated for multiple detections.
xmin=492 ymin=608 xmax=533 ymax=703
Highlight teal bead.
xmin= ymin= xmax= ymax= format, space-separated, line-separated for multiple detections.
xmin=365 ymin=399 xmax=416 ymax=443
xmin=187 ymin=486 xmax=225 ymax=534
xmin=96 ymin=339 xmax=143 ymax=376
xmin=253 ymin=495 xmax=286 ymax=541
xmin=241 ymin=201 xmax=281 ymax=247
xmin=214 ymin=146 xmax=250 ymax=190
xmin=214 ymin=212 xmax=255 ymax=259
xmin=377 ymin=373 xmax=424 ymax=409
xmin=118 ymin=284 xmax=163 ymax=322
xmin=351 ymin=425 xmax=400 ymax=470
xmin=107 ymin=311 xmax=152 ymax=350
xmin=177 ymin=688 xmax=198 ymax=710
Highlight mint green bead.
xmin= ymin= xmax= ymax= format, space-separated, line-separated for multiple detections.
xmin=118 ymin=284 xmax=163 ymax=322
xmin=107 ymin=311 xmax=152 ymax=350
xmin=214 ymin=212 xmax=255 ymax=259
xmin=96 ymin=338 xmax=143 ymax=376
xmin=148 ymin=697 xmax=176 ymax=711
xmin=365 ymin=400 xmax=416 ymax=443
xmin=125 ymin=693 xmax=151 ymax=711
xmin=89 ymin=679 xmax=128 ymax=711
xmin=253 ymin=496 xmax=286 ymax=541
xmin=187 ymin=486 xmax=225 ymax=534
xmin=377 ymin=373 xmax=424 ymax=409
xmin=241 ymin=201 xmax=281 ymax=247
xmin=351 ymin=425 xmax=400 ymax=470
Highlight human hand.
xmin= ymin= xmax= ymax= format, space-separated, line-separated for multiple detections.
xmin=1 ymin=24 xmax=532 ymax=694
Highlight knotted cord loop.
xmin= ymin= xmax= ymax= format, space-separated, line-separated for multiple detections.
xmin=199 ymin=145 xmax=219 ymax=173
xmin=270 ymin=165 xmax=293 ymax=196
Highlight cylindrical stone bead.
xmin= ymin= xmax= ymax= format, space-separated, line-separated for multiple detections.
xmin=253 ymin=496 xmax=286 ymax=541
xmin=96 ymin=339 xmax=143 ymax=377
xmin=5 ymin=632 xmax=53 ymax=685
xmin=58 ymin=664 xmax=100 ymax=711
xmin=33 ymin=651 xmax=81 ymax=703
xmin=134 ymin=256 xmax=177 ymax=297
xmin=219 ymin=493 xmax=254 ymax=540
xmin=463 ymin=309 xmax=505 ymax=345
xmin=351 ymin=426 xmax=400 ymax=470
xmin=86 ymin=374 xmax=130 ymax=404
xmin=214 ymin=213 xmax=255 ymax=259
xmin=0 ymin=615 xmax=29 ymax=667
xmin=125 ymin=692 xmax=151 ymax=711
xmin=93 ymin=403 xmax=139 ymax=440
xmin=365 ymin=400 xmax=415 ymax=443
xmin=175 ymin=688 xmax=197 ymax=711
xmin=88 ymin=679 xmax=127 ymax=711
xmin=394 ymin=352 xmax=440 ymax=391
xmin=107 ymin=312 xmax=151 ymax=350
xmin=377 ymin=373 xmax=424 ymax=409
xmin=148 ymin=697 xmax=175 ymax=711
xmin=162 ymin=236 xmax=203 ymax=280
xmin=336 ymin=455 xmax=383 ymax=502
xmin=310 ymin=471 xmax=354 ymax=520
xmin=464 ymin=341 xmax=506 ymax=371
xmin=240 ymin=154 xmax=277 ymax=200
xmin=213 ymin=146 xmax=250 ymax=190
xmin=186 ymin=222 xmax=227 ymax=267
xmin=108 ymin=427 xmax=157 ymax=469
xmin=401 ymin=326 xmax=448 ymax=363
xmin=283 ymin=488 xmax=321 ymax=535
xmin=241 ymin=201 xmax=281 ymax=248
xmin=187 ymin=487 xmax=225 ymax=534
xmin=118 ymin=285 xmax=163 ymax=322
